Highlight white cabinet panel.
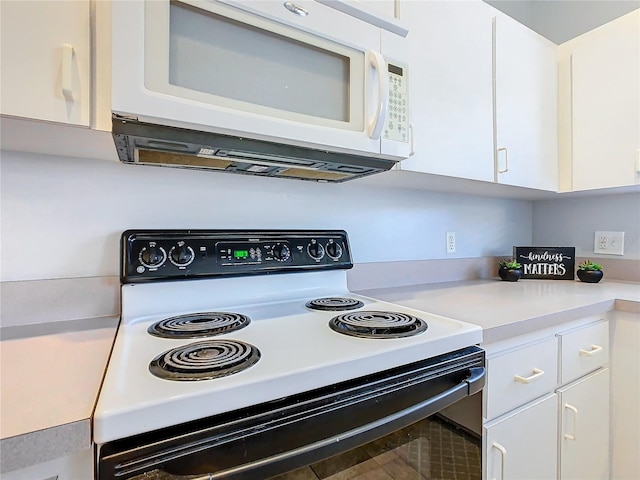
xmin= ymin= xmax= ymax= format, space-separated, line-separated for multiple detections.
xmin=398 ymin=0 xmax=494 ymax=182
xmin=485 ymin=336 xmax=558 ymax=420
xmin=0 ymin=0 xmax=90 ymax=126
xmin=2 ymin=449 xmax=92 ymax=480
xmin=484 ymin=393 xmax=558 ymax=480
xmin=571 ymin=10 xmax=640 ymax=191
xmin=610 ymin=311 xmax=640 ymax=480
xmin=559 ymin=321 xmax=609 ymax=385
xmin=358 ymin=0 xmax=395 ymax=19
xmin=557 ymin=368 xmax=610 ymax=480
xmin=494 ymin=12 xmax=558 ymax=191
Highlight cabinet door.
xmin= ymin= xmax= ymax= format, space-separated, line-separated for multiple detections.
xmin=494 ymin=12 xmax=558 ymax=191
xmin=358 ymin=0 xmax=396 ymax=20
xmin=398 ymin=0 xmax=494 ymax=182
xmin=557 ymin=368 xmax=610 ymax=480
xmin=571 ymin=11 xmax=640 ymax=191
xmin=484 ymin=393 xmax=558 ymax=480
xmin=0 ymin=0 xmax=90 ymax=126
xmin=2 ymin=449 xmax=93 ymax=480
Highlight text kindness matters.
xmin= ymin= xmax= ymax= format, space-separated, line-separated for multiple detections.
xmin=514 ymin=247 xmax=575 ymax=280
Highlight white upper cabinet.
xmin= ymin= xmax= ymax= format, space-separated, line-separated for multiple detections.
xmin=398 ymin=0 xmax=495 ymax=182
xmin=357 ymin=0 xmax=395 ymax=20
xmin=0 ymin=0 xmax=90 ymax=126
xmin=494 ymin=11 xmax=558 ymax=191
xmin=569 ymin=10 xmax=640 ymax=191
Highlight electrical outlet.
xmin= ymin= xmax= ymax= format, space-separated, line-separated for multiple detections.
xmin=594 ymin=231 xmax=625 ymax=255
xmin=446 ymin=232 xmax=456 ymax=254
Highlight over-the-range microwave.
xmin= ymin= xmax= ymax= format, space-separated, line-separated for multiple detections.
xmin=111 ymin=0 xmax=411 ymax=182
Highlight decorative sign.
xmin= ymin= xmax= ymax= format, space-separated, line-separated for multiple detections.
xmin=514 ymin=247 xmax=575 ymax=280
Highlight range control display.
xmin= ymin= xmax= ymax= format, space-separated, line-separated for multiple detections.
xmin=121 ymin=230 xmax=352 ymax=283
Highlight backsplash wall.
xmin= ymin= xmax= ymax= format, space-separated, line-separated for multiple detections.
xmin=0 ymin=151 xmax=532 ymax=282
xmin=532 ymin=192 xmax=640 ymax=260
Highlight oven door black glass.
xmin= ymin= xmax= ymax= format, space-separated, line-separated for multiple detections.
xmin=97 ymin=346 xmax=485 ymax=480
xmin=271 ymin=412 xmax=481 ymax=480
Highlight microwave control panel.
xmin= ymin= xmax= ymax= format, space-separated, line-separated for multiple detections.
xmin=384 ymin=62 xmax=409 ymax=143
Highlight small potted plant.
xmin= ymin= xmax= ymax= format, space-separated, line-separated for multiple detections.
xmin=577 ymin=260 xmax=603 ymax=283
xmin=498 ymin=258 xmax=522 ymax=282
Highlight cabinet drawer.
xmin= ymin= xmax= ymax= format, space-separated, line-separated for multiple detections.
xmin=486 ymin=336 xmax=558 ymax=420
xmin=559 ymin=321 xmax=609 ymax=384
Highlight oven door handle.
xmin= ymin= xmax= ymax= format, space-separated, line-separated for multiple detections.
xmin=154 ymin=366 xmax=486 ymax=480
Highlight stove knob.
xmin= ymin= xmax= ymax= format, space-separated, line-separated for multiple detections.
xmin=307 ymin=240 xmax=325 ymax=260
xmin=140 ymin=246 xmax=166 ymax=268
xmin=170 ymin=243 xmax=195 ymax=266
xmin=273 ymin=243 xmax=291 ymax=262
xmin=326 ymin=240 xmax=343 ymax=260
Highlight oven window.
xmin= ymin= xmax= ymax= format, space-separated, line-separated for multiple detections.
xmin=269 ymin=416 xmax=481 ymax=480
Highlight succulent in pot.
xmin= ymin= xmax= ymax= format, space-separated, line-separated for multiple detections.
xmin=498 ymin=258 xmax=522 ymax=282
xmin=577 ymin=260 xmax=603 ymax=283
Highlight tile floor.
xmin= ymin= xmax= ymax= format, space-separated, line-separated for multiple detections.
xmin=270 ymin=416 xmax=482 ymax=480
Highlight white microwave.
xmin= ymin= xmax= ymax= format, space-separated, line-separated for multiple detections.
xmin=111 ymin=0 xmax=411 ymax=182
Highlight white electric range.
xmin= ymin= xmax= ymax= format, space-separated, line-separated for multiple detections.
xmin=94 ymin=230 xmax=484 ymax=480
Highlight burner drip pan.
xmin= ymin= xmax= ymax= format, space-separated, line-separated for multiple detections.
xmin=306 ymin=297 xmax=364 ymax=311
xmin=149 ymin=339 xmax=260 ymax=381
xmin=148 ymin=312 xmax=250 ymax=339
xmin=329 ymin=311 xmax=427 ymax=339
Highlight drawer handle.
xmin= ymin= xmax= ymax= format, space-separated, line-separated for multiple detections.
xmin=564 ymin=403 xmax=578 ymax=440
xmin=514 ymin=368 xmax=544 ymax=384
xmin=579 ymin=344 xmax=603 ymax=356
xmin=492 ymin=442 xmax=507 ymax=480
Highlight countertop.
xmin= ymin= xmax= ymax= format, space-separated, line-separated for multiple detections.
xmin=0 ymin=316 xmax=119 ymax=473
xmin=357 ymin=279 xmax=640 ymax=344
xmin=1 ymin=277 xmax=638 ymax=474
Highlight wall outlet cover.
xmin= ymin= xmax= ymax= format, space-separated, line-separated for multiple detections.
xmin=446 ymin=232 xmax=456 ymax=254
xmin=594 ymin=231 xmax=625 ymax=255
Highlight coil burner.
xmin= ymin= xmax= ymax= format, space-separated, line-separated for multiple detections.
xmin=149 ymin=339 xmax=260 ymax=381
xmin=148 ymin=312 xmax=250 ymax=339
xmin=305 ymin=297 xmax=364 ymax=311
xmin=329 ymin=311 xmax=427 ymax=339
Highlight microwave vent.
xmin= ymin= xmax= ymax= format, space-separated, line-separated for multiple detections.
xmin=112 ymin=116 xmax=396 ymax=183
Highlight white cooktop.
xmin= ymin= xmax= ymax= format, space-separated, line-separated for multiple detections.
xmin=93 ymin=270 xmax=482 ymax=444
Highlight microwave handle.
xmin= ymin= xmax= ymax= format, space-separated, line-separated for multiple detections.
xmin=366 ymin=50 xmax=389 ymax=140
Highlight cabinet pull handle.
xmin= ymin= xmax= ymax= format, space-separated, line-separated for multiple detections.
xmin=366 ymin=50 xmax=389 ymax=140
xmin=497 ymin=147 xmax=509 ymax=173
xmin=579 ymin=344 xmax=603 ymax=356
xmin=514 ymin=367 xmax=544 ymax=384
xmin=62 ymin=43 xmax=75 ymax=101
xmin=564 ymin=403 xmax=578 ymax=440
xmin=492 ymin=442 xmax=507 ymax=480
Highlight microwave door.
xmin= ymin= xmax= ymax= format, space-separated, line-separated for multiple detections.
xmin=113 ymin=0 xmax=392 ymax=158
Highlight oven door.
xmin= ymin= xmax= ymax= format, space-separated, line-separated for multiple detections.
xmin=97 ymin=346 xmax=485 ymax=480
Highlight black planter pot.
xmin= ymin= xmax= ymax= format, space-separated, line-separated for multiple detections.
xmin=499 ymin=267 xmax=522 ymax=282
xmin=577 ymin=269 xmax=603 ymax=283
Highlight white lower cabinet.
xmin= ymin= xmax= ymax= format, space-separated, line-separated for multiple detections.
xmin=557 ymin=368 xmax=610 ymax=480
xmin=1 ymin=449 xmax=93 ymax=480
xmin=484 ymin=393 xmax=558 ymax=480
xmin=482 ymin=318 xmax=610 ymax=480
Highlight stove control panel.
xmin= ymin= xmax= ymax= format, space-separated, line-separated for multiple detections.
xmin=121 ymin=230 xmax=353 ymax=283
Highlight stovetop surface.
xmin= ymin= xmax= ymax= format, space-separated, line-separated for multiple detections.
xmin=94 ymin=271 xmax=482 ymax=444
